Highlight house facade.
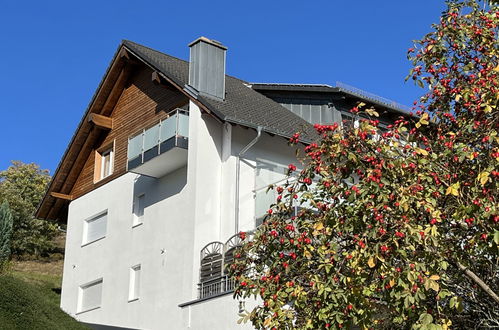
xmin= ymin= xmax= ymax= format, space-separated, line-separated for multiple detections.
xmin=36 ymin=38 xmax=408 ymax=330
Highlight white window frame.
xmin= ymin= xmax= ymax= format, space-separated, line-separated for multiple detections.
xmin=82 ymin=211 xmax=107 ymax=246
xmin=100 ymin=148 xmax=114 ymax=179
xmin=77 ymin=278 xmax=103 ymax=314
xmin=340 ymin=112 xmax=359 ymax=131
xmin=253 ymin=161 xmax=292 ymax=226
xmin=94 ymin=141 xmax=115 ymax=183
xmin=128 ymin=264 xmax=141 ymax=302
xmin=132 ymin=193 xmax=145 ymax=227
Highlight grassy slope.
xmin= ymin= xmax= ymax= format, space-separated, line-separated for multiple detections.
xmin=0 ymin=261 xmax=88 ymax=330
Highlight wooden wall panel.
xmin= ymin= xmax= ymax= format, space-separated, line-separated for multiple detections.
xmin=70 ymin=66 xmax=188 ymax=199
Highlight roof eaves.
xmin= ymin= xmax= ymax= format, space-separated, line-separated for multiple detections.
xmin=224 ymin=117 xmax=315 ymax=145
xmin=251 ymin=83 xmax=411 ymax=116
xmin=251 ymin=83 xmax=336 ymax=93
xmin=35 ymin=41 xmax=128 ymax=220
xmin=335 ymin=87 xmax=411 ymax=116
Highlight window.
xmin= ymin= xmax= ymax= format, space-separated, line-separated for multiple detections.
xmin=133 ymin=194 xmax=145 ymax=226
xmin=255 ymin=189 xmax=277 ymax=227
xmin=198 ymin=234 xmax=244 ymax=299
xmin=101 ymin=149 xmax=113 ymax=179
xmin=83 ymin=211 xmax=107 ymax=245
xmin=78 ymin=279 xmax=103 ymax=313
xmin=253 ymin=161 xmax=319 ymax=226
xmin=199 ymin=242 xmax=224 ymax=298
xmin=341 ymin=113 xmax=359 ymax=132
xmin=254 ymin=161 xmax=288 ymax=226
xmin=129 ymin=265 xmax=141 ymax=301
xmin=200 ymin=243 xmax=223 ymax=283
xmin=94 ymin=144 xmax=114 ymax=182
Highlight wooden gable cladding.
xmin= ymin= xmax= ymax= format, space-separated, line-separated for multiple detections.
xmin=36 ymin=48 xmax=136 ymax=221
xmin=36 ymin=45 xmax=190 ymax=222
xmin=69 ymin=66 xmax=189 ymax=199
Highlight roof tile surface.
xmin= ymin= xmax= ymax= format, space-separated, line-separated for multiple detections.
xmin=123 ymin=40 xmax=318 ymax=141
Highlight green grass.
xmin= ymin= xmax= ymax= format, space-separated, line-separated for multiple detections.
xmin=0 ymin=268 xmax=88 ymax=330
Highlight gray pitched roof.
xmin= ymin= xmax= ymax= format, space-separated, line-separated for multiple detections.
xmin=122 ymin=40 xmax=318 ymax=142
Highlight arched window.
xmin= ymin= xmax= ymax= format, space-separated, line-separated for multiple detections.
xmin=223 ymin=234 xmax=244 ymax=292
xmin=198 ymin=232 xmax=254 ymax=299
xmin=223 ymin=234 xmax=244 ymax=273
xmin=199 ymin=242 xmax=223 ymax=298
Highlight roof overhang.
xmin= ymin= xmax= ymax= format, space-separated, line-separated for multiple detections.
xmin=36 ymin=44 xmax=142 ymax=221
xmin=251 ymin=83 xmax=411 ymax=116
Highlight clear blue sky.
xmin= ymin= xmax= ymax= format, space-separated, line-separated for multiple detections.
xmin=0 ymin=1 xmax=446 ymax=174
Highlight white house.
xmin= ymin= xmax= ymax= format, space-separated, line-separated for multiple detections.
xmin=36 ymin=37 xmax=408 ymax=330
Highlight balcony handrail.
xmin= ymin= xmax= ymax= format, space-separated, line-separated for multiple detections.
xmin=166 ymin=107 xmax=189 ymax=117
xmin=128 ymin=108 xmax=188 ymax=141
xmin=335 ymin=81 xmax=411 ymax=113
xmin=198 ymin=274 xmax=235 ymax=299
xmin=127 ymin=109 xmax=189 ymax=162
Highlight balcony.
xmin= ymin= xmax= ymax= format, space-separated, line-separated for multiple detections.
xmin=198 ymin=275 xmax=235 ymax=299
xmin=127 ymin=109 xmax=189 ymax=178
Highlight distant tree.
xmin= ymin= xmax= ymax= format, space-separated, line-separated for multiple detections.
xmin=230 ymin=0 xmax=498 ymax=328
xmin=0 ymin=161 xmax=58 ymax=257
xmin=0 ymin=201 xmax=13 ymax=271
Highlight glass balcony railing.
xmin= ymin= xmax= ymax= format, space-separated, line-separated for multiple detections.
xmin=127 ymin=109 xmax=189 ymax=176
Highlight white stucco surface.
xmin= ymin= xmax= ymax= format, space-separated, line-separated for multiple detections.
xmin=61 ymin=101 xmax=302 ymax=329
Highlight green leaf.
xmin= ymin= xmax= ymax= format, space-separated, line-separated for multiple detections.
xmin=404 ymin=295 xmax=411 ymax=308
xmin=445 ymin=182 xmax=460 ymax=196
xmin=450 ymin=296 xmax=456 ymax=309
xmin=457 ymin=297 xmax=464 ymax=313
xmin=419 ymin=312 xmax=434 ymax=325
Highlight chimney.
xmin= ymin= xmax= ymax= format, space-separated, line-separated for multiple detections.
xmin=188 ymin=37 xmax=227 ymax=101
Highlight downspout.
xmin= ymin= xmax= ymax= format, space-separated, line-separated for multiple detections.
xmin=235 ymin=126 xmax=262 ymax=234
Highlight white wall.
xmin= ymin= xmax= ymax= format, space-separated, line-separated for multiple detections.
xmin=227 ymin=125 xmax=302 ymax=234
xmin=61 ymin=101 xmax=303 ymax=329
xmin=184 ymin=295 xmax=257 ymax=330
xmin=62 ymin=167 xmax=194 ymax=329
xmin=187 ymin=102 xmax=224 ymax=300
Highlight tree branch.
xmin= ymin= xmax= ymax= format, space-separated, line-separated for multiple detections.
xmin=455 ymin=261 xmax=499 ymax=305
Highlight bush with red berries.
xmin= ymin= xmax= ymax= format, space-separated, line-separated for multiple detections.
xmin=229 ymin=1 xmax=498 ymax=329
